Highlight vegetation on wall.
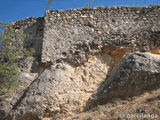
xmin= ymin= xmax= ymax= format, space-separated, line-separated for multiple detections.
xmin=46 ymin=0 xmax=95 ymax=10
xmin=46 ymin=0 xmax=55 ymax=10
xmin=0 ymin=22 xmax=35 ymax=96
xmin=86 ymin=0 xmax=95 ymax=8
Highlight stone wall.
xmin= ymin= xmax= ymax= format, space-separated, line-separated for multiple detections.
xmin=10 ymin=5 xmax=160 ymax=66
xmin=11 ymin=17 xmax=44 ymax=72
xmin=41 ymin=5 xmax=160 ymax=65
xmin=12 ymin=17 xmax=44 ymax=61
xmin=1 ymin=5 xmax=160 ymax=120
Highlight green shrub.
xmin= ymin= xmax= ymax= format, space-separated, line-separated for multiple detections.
xmin=0 ymin=22 xmax=35 ymax=96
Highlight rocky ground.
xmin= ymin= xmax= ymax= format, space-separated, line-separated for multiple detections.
xmin=65 ymin=88 xmax=160 ymax=120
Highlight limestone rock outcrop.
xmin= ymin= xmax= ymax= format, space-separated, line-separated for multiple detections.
xmin=84 ymin=52 xmax=160 ymax=110
xmin=7 ymin=54 xmax=111 ymax=120
xmin=0 ymin=5 xmax=160 ymax=120
xmin=5 ymin=52 xmax=160 ymax=120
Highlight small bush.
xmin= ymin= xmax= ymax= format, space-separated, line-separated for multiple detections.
xmin=86 ymin=0 xmax=94 ymax=8
xmin=46 ymin=0 xmax=55 ymax=10
xmin=0 ymin=22 xmax=35 ymax=96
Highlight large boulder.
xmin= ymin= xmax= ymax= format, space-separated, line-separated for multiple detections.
xmin=6 ymin=54 xmax=110 ymax=120
xmin=84 ymin=52 xmax=160 ymax=110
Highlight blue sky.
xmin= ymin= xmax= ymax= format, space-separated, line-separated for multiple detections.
xmin=0 ymin=0 xmax=160 ymax=22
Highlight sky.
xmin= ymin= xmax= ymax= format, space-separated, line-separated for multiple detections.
xmin=0 ymin=0 xmax=160 ymax=22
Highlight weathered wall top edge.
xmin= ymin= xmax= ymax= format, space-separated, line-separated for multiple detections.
xmin=10 ymin=17 xmax=44 ymax=31
xmin=11 ymin=17 xmax=44 ymax=26
xmin=46 ymin=5 xmax=160 ymax=13
xmin=9 ymin=4 xmax=160 ymax=25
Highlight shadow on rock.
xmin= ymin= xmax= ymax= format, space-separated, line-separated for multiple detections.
xmin=84 ymin=52 xmax=160 ymax=111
